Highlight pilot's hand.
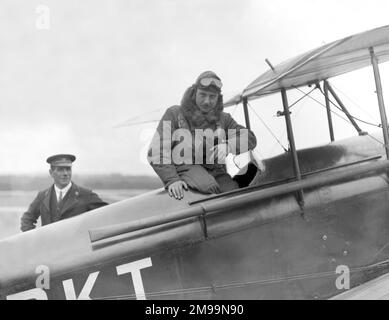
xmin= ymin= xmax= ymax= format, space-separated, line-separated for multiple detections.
xmin=210 ymin=143 xmax=231 ymax=164
xmin=168 ymin=180 xmax=188 ymax=200
xmin=207 ymin=183 xmax=221 ymax=194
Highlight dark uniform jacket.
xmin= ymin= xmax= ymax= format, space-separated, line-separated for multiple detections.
xmin=20 ymin=183 xmax=108 ymax=232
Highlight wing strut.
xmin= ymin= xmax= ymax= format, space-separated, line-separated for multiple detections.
xmin=323 ymin=82 xmax=335 ymax=142
xmin=242 ymin=98 xmax=251 ymax=130
xmin=280 ymin=88 xmax=304 ymax=208
xmin=370 ymin=47 xmax=389 ymax=160
xmin=324 ymin=81 xmax=367 ymax=136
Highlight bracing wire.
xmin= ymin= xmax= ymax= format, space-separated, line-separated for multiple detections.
xmin=247 ymin=103 xmax=288 ymax=152
xmin=289 ymin=86 xmax=317 ymax=110
xmin=292 ymin=85 xmax=358 ymax=126
xmin=269 ymin=101 xmax=308 ymax=155
xmin=314 ymin=85 xmax=380 ymax=128
xmin=247 ymin=88 xmax=316 ymax=155
xmin=330 ymin=82 xmax=378 ymax=122
xmin=270 ymin=88 xmax=316 ymax=154
xmin=230 ymin=104 xmax=238 ymax=117
xmin=293 ymin=85 xmax=386 ymax=147
xmin=366 ymin=133 xmax=386 ymax=147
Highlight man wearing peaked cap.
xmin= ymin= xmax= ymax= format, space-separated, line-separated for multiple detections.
xmin=20 ymin=154 xmax=108 ymax=232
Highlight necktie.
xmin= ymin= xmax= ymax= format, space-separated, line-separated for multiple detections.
xmin=59 ymin=190 xmax=63 ymax=204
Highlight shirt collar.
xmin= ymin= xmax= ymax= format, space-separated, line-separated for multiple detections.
xmin=54 ymin=182 xmax=72 ymax=199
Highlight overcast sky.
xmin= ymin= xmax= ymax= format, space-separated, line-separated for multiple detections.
xmin=1 ymin=0 xmax=389 ymax=175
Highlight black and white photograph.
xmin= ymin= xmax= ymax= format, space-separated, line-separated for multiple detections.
xmin=1 ymin=0 xmax=389 ymax=303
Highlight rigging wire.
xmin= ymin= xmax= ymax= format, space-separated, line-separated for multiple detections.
xmin=365 ymin=132 xmax=386 ymax=148
xmin=246 ymin=89 xmax=315 ymax=155
xmin=230 ymin=104 xmax=238 ymax=117
xmin=288 ymin=86 xmax=317 ymax=110
xmin=269 ymin=101 xmax=307 ymax=155
xmin=274 ymin=88 xmax=320 ymax=154
xmin=330 ymin=82 xmax=378 ymax=123
xmin=270 ymin=89 xmax=316 ymax=154
xmin=291 ymin=96 xmax=308 ymax=119
xmin=367 ymin=134 xmax=385 ymax=147
xmin=314 ymin=85 xmax=380 ymax=128
xmin=248 ymin=103 xmax=288 ymax=152
xmin=292 ymin=85 xmax=372 ymax=128
xmin=293 ymin=85 xmax=386 ymax=147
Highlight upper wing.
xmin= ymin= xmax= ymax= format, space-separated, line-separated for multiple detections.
xmin=225 ymin=25 xmax=389 ymax=106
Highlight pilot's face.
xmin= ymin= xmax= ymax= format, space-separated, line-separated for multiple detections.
xmin=50 ymin=166 xmax=72 ymax=189
xmin=195 ymin=88 xmax=219 ymax=113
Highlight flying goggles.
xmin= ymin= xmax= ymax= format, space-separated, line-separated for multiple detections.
xmin=199 ymin=77 xmax=223 ymax=89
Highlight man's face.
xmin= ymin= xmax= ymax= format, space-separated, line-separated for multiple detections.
xmin=50 ymin=166 xmax=72 ymax=189
xmin=195 ymin=88 xmax=219 ymax=113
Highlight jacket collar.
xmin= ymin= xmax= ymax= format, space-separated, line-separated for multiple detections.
xmin=42 ymin=183 xmax=80 ymax=215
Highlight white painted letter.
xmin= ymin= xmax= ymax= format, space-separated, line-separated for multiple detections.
xmin=7 ymin=288 xmax=48 ymax=300
xmin=35 ymin=265 xmax=50 ymax=289
xmin=116 ymin=257 xmax=152 ymax=300
xmin=62 ymin=271 xmax=99 ymax=300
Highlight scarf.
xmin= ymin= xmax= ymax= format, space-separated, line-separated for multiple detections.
xmin=180 ymin=85 xmax=224 ymax=130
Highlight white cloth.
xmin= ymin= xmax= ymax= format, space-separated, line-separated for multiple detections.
xmin=54 ymin=182 xmax=72 ymax=202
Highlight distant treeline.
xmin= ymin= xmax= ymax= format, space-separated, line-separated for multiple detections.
xmin=0 ymin=174 xmax=163 ymax=191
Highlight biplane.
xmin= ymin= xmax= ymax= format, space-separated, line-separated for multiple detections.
xmin=1 ymin=25 xmax=389 ymax=300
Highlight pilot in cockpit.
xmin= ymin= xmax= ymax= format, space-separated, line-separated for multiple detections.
xmin=147 ymin=71 xmax=257 ymax=200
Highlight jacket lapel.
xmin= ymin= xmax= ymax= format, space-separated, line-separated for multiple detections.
xmin=59 ymin=183 xmax=79 ymax=217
